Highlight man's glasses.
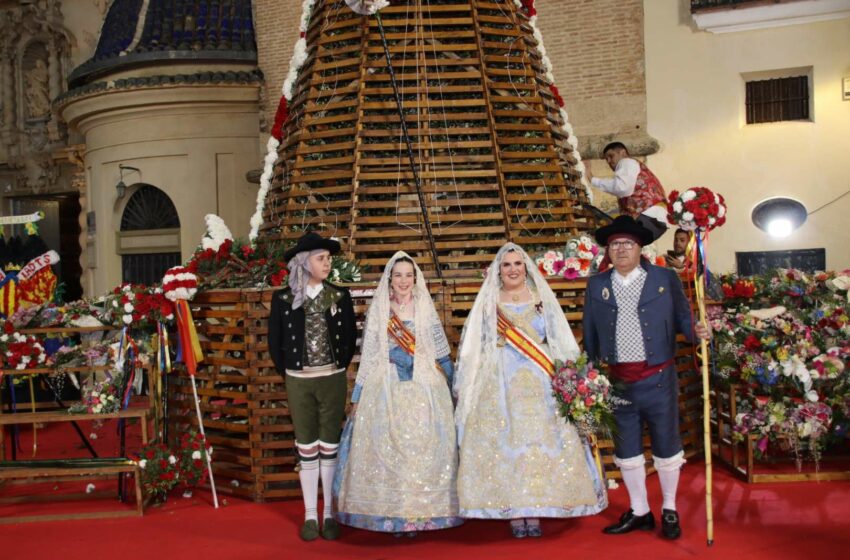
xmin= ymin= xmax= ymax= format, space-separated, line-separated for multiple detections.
xmin=609 ymin=240 xmax=637 ymax=250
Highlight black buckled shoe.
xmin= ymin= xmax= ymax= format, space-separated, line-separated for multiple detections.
xmin=602 ymin=509 xmax=656 ymax=535
xmin=661 ymin=509 xmax=681 ymax=540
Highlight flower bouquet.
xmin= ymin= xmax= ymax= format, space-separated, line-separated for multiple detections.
xmin=551 ymin=353 xmax=620 ymax=438
xmin=69 ymin=371 xmax=125 ymax=414
xmin=177 ymin=430 xmax=213 ymax=491
xmin=133 ymin=441 xmax=181 ymax=503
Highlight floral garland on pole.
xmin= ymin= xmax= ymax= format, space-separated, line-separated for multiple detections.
xmin=162 ymin=265 xmax=219 ymax=509
xmin=514 ymin=0 xmax=593 ymax=203
xmin=249 ymin=0 xmax=317 ymax=243
xmin=667 ymin=185 xmax=726 ymax=546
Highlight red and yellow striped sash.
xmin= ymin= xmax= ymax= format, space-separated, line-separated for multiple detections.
xmin=388 ymin=313 xmax=415 ymax=356
xmin=497 ymin=307 xmax=554 ymax=378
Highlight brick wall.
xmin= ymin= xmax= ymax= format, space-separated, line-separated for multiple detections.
xmin=253 ymin=0 xmax=301 ymax=133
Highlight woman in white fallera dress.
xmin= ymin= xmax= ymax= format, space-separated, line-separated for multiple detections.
xmin=333 ymin=252 xmax=462 ymax=535
xmin=454 ymin=243 xmax=608 ymax=538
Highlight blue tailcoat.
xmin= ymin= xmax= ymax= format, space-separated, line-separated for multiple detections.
xmin=582 ymin=261 xmax=696 ymax=365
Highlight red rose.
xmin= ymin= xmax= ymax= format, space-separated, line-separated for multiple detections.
xmin=3 ymin=322 xmax=14 ymax=334
xmin=584 ymin=397 xmax=595 ymax=407
xmin=744 ymin=335 xmax=761 ymax=351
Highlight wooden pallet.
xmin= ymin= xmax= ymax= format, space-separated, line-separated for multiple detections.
xmin=260 ymin=0 xmax=599 ymax=276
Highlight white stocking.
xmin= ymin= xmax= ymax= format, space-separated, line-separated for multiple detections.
xmin=320 ymin=456 xmax=337 ymax=519
xmin=299 ymin=460 xmax=319 ymax=522
xmin=654 ymin=452 xmax=686 ymax=512
xmin=616 ymin=455 xmax=649 ymax=516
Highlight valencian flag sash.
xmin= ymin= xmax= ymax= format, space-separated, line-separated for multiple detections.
xmin=174 ymin=299 xmax=204 ymax=376
xmin=388 ymin=313 xmax=415 ymax=355
xmin=496 ymin=307 xmax=554 ymax=377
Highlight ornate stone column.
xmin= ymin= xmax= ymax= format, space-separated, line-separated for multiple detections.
xmin=1 ymin=52 xmax=14 ymax=132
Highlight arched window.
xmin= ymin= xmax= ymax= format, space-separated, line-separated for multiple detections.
xmin=119 ymin=185 xmax=182 ymax=285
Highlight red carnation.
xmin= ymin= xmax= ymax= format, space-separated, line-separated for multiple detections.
xmin=744 ymin=335 xmax=762 ymax=351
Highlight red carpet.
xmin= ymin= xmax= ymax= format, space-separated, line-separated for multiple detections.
xmin=2 ymin=423 xmax=850 ymax=560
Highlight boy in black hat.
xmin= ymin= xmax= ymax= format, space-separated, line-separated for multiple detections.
xmin=582 ymin=216 xmax=710 ymax=540
xmin=268 ymin=232 xmax=357 ymax=541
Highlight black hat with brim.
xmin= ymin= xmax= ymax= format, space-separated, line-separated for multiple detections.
xmin=594 ymin=215 xmax=654 ymax=247
xmin=283 ymin=232 xmax=341 ymax=261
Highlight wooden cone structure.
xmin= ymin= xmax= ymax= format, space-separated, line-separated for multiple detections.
xmin=260 ymin=0 xmax=601 ymax=276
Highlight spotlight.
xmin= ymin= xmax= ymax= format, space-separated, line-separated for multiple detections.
xmin=752 ymin=198 xmax=807 ymax=238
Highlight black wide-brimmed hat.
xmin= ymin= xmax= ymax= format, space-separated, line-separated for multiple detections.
xmin=283 ymin=232 xmax=341 ymax=261
xmin=594 ymin=215 xmax=654 ymax=247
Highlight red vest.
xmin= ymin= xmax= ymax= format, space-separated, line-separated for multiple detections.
xmin=618 ymin=161 xmax=666 ymax=218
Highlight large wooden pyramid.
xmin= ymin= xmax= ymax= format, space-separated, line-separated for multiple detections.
xmin=262 ymin=0 xmax=599 ymax=278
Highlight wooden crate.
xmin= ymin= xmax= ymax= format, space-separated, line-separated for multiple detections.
xmin=172 ymin=279 xmax=705 ymax=499
xmin=711 ymin=383 xmax=850 ymax=483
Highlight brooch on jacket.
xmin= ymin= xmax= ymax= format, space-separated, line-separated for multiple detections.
xmin=602 ymin=287 xmax=610 ymax=301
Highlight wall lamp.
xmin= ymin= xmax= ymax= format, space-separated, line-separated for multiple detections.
xmin=751 ymin=197 xmax=807 ymax=238
xmin=116 ymin=165 xmax=140 ymax=200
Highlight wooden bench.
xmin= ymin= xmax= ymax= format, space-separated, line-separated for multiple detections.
xmin=0 ymin=458 xmax=143 ymax=523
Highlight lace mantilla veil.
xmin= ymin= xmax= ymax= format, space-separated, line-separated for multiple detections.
xmin=453 ymin=243 xmax=580 ymax=436
xmin=354 ymin=251 xmax=444 ymax=391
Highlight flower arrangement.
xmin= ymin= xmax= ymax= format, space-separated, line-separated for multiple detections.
xmin=185 ymin=239 xmax=290 ymax=289
xmin=105 ymin=284 xmax=175 ymax=327
xmin=177 ymin=430 xmax=212 ymax=490
xmin=536 ymin=250 xmax=564 ymax=277
xmin=0 ymin=324 xmax=47 ymax=370
xmin=329 ymin=254 xmax=362 ymax=283
xmin=551 ymin=353 xmax=620 ymax=438
xmin=200 ymin=214 xmax=234 ymax=253
xmin=133 ymin=433 xmax=213 ymax=502
xmin=666 ymin=186 xmax=727 ymax=231
xmin=133 ymin=441 xmax=181 ymax=503
xmin=534 ymin=236 xmax=604 ymax=280
xmin=712 ymin=267 xmax=850 ymax=467
xmin=69 ymin=372 xmax=124 ymax=414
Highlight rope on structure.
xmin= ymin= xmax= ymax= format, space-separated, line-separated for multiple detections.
xmin=375 ymin=12 xmax=443 ymax=280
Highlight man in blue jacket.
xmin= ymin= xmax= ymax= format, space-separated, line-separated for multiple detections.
xmin=583 ymin=216 xmax=710 ymax=540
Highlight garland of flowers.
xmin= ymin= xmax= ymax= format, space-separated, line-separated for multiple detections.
xmin=514 ymin=0 xmax=593 ymax=203
xmin=249 ymin=0 xmax=317 ymax=243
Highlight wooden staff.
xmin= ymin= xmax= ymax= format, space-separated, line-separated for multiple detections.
xmin=689 ymin=229 xmax=714 ymax=545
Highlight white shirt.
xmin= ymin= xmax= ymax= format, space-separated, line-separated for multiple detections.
xmin=305 ymin=283 xmax=324 ymax=300
xmin=613 ymin=266 xmax=645 ymax=287
xmin=591 ymin=157 xmax=667 ymax=223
